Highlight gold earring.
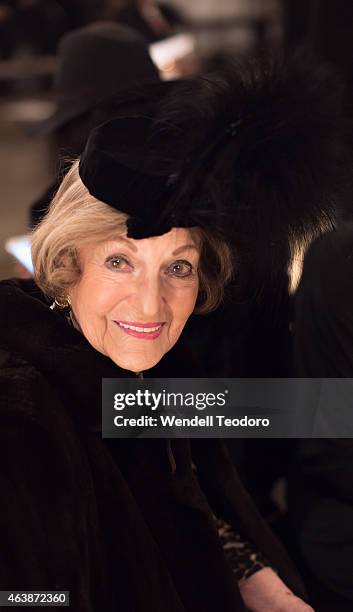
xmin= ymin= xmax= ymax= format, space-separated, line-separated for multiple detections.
xmin=50 ymin=295 xmax=71 ymax=310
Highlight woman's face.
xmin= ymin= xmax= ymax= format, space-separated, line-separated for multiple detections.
xmin=69 ymin=228 xmax=200 ymax=373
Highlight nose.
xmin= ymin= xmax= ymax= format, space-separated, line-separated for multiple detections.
xmin=132 ymin=272 xmax=166 ymax=319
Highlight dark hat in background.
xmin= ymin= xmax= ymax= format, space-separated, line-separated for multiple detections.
xmin=33 ymin=22 xmax=159 ymax=136
xmin=79 ymin=53 xmax=351 ymax=293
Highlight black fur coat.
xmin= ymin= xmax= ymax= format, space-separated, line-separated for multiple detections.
xmin=0 ymin=279 xmax=306 ymax=611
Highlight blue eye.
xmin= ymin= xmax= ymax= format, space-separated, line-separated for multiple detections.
xmin=167 ymin=260 xmax=193 ymax=278
xmin=105 ymin=256 xmax=132 ymax=272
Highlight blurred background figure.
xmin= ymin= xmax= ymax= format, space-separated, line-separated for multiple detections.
xmin=283 ymin=223 xmax=353 ymax=612
xmin=102 ymin=0 xmax=185 ymax=43
xmin=55 ymin=0 xmax=104 ymax=28
xmin=280 ymin=5 xmax=353 ymax=609
xmin=102 ymin=0 xmax=200 ymax=79
xmin=0 ymin=0 xmax=67 ymax=59
xmin=284 ymin=0 xmax=353 ymax=86
xmin=29 ymin=22 xmax=160 ymax=228
xmin=0 ymin=1 xmax=17 ymax=61
xmin=176 ymin=0 xmax=284 ymax=64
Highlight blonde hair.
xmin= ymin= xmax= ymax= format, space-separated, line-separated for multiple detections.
xmin=31 ymin=160 xmax=233 ymax=314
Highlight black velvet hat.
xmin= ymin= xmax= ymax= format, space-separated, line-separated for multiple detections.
xmin=79 ymin=112 xmax=226 ymax=239
xmin=79 ymin=53 xmax=351 ymax=287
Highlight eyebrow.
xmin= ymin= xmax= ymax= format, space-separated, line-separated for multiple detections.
xmin=111 ymin=237 xmax=137 ymax=252
xmin=107 ymin=240 xmax=198 ymax=256
xmin=172 ymin=244 xmax=199 ymax=256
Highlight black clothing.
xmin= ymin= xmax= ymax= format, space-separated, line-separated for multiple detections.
xmin=186 ymin=284 xmax=293 ymax=378
xmin=295 ymin=224 xmax=353 ymax=376
xmin=0 ymin=278 xmax=307 ymax=611
xmin=289 ymin=224 xmax=353 ymax=602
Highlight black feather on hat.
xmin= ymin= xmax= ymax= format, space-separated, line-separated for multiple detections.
xmin=79 ymin=52 xmax=351 ymax=295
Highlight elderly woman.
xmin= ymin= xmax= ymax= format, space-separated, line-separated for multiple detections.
xmin=0 ymin=55 xmax=345 ymax=611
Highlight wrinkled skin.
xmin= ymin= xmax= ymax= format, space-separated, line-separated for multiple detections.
xmin=70 ymin=228 xmax=200 ymax=373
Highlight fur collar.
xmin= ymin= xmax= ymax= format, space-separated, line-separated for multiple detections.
xmin=0 ymin=278 xmax=144 ymax=431
xmin=0 ymin=278 xmax=196 ymax=432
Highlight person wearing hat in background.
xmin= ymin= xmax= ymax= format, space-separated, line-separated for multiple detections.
xmin=29 ymin=20 xmax=161 ymax=228
xmin=102 ymin=0 xmax=184 ymax=44
xmin=0 ymin=56 xmax=329 ymax=611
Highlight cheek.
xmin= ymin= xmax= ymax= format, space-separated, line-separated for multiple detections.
xmin=70 ymin=277 xmax=126 ymax=351
xmin=169 ymin=283 xmax=199 ymax=327
xmin=74 ymin=275 xmax=126 ymax=318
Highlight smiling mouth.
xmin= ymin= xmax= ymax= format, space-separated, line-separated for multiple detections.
xmin=114 ymin=320 xmax=165 ymax=339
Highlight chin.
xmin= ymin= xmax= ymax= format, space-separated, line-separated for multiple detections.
xmin=111 ymin=352 xmax=164 ymax=374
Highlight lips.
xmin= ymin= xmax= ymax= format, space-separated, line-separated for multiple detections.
xmin=114 ymin=320 xmax=165 ymax=340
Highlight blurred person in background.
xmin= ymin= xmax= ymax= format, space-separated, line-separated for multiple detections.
xmin=287 ymin=225 xmax=353 ymax=612
xmin=0 ymin=0 xmax=68 ymax=56
xmin=0 ymin=0 xmax=17 ymax=61
xmin=174 ymin=0 xmax=284 ymax=69
xmin=17 ymin=0 xmax=67 ymax=55
xmin=55 ymin=0 xmax=103 ymax=27
xmin=279 ymin=4 xmax=353 ymax=609
xmin=102 ymin=0 xmax=185 ymax=43
xmin=288 ymin=226 xmax=353 ymax=612
xmin=282 ymin=0 xmax=317 ymax=52
xmin=0 ymin=0 xmax=124 ymax=62
xmin=283 ymin=0 xmax=353 ymax=118
xmin=29 ymin=21 xmax=161 ymax=228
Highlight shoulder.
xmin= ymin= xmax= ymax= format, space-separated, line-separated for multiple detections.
xmin=298 ymin=223 xmax=353 ymax=314
xmin=0 ymin=278 xmax=51 ymax=334
xmin=0 ymin=277 xmax=45 ymax=302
